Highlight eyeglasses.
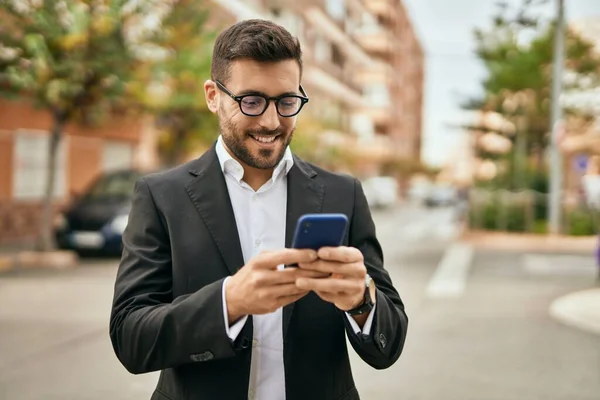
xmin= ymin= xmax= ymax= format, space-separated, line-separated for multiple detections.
xmin=215 ymin=80 xmax=309 ymax=117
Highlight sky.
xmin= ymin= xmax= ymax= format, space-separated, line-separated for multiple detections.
xmin=402 ymin=0 xmax=600 ymax=167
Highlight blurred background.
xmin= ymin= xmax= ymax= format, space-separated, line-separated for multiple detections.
xmin=0 ymin=0 xmax=599 ymax=399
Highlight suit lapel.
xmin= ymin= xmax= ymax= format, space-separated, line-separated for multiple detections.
xmin=184 ymin=148 xmax=323 ymax=340
xmin=283 ymin=156 xmax=325 ymax=340
xmin=184 ymin=145 xmax=245 ymax=276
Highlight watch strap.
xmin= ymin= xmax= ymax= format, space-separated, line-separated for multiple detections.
xmin=346 ymin=274 xmax=374 ymax=316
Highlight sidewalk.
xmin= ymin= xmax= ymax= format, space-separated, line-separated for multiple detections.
xmin=0 ymin=246 xmax=78 ymax=273
xmin=549 ymin=288 xmax=600 ymax=336
xmin=461 ymin=230 xmax=598 ymax=253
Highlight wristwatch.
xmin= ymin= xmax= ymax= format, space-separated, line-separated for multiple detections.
xmin=346 ymin=274 xmax=375 ymax=316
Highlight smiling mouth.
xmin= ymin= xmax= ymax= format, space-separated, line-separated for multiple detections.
xmin=250 ymin=134 xmax=278 ymax=144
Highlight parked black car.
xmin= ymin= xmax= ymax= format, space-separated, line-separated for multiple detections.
xmin=54 ymin=169 xmax=144 ymax=256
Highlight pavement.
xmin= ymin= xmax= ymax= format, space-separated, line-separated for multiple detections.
xmin=0 ymin=204 xmax=599 ymax=399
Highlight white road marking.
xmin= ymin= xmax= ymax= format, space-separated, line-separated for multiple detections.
xmin=426 ymin=242 xmax=474 ymax=298
xmin=522 ymin=254 xmax=597 ymax=277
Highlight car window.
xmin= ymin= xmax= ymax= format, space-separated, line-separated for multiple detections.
xmin=84 ymin=172 xmax=142 ymax=200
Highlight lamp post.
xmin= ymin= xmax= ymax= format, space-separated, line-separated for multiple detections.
xmin=548 ymin=0 xmax=566 ymax=235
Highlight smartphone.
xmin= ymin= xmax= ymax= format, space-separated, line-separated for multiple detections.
xmin=291 ymin=213 xmax=349 ymax=251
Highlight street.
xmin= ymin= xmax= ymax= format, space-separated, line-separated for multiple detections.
xmin=1 ymin=205 xmax=599 ymax=400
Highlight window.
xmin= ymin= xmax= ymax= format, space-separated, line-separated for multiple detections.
xmin=277 ymin=11 xmax=305 ymax=44
xmin=12 ymin=130 xmax=67 ymax=200
xmin=364 ymin=83 xmax=390 ymax=107
xmin=103 ymin=141 xmax=133 ymax=172
xmin=314 ymin=35 xmax=331 ymax=63
xmin=270 ymin=7 xmax=281 ymax=17
xmin=351 ymin=114 xmax=375 ymax=140
xmin=84 ymin=170 xmax=143 ymax=201
xmin=245 ymin=0 xmax=262 ymax=10
xmin=331 ymin=44 xmax=345 ymax=68
xmin=326 ymin=0 xmax=345 ymax=21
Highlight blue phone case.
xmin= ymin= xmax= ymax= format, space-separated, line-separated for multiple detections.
xmin=291 ymin=213 xmax=349 ymax=251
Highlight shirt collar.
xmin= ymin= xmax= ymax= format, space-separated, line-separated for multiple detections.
xmin=215 ymin=135 xmax=294 ymax=183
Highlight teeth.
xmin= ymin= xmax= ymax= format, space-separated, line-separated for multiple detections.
xmin=252 ymin=135 xmax=276 ymax=143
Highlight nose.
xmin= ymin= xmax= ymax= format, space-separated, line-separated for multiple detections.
xmin=258 ymin=101 xmax=280 ymax=131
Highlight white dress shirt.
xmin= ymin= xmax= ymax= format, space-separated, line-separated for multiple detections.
xmin=216 ymin=136 xmax=375 ymax=400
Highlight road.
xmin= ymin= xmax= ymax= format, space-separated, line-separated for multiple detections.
xmin=0 ymin=204 xmax=598 ymax=399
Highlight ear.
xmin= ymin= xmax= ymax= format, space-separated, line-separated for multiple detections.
xmin=204 ymin=80 xmax=219 ymax=113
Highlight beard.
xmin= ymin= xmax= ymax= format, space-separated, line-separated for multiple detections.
xmin=219 ymin=114 xmax=294 ymax=170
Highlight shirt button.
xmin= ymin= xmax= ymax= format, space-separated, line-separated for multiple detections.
xmin=248 ymin=389 xmax=255 ymax=399
xmin=252 ymin=339 xmax=258 ymax=348
xmin=252 ymin=194 xmax=258 ymax=201
xmin=255 ymin=239 xmax=261 ymax=247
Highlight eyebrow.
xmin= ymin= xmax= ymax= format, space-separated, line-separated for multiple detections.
xmin=237 ymin=89 xmax=300 ymax=97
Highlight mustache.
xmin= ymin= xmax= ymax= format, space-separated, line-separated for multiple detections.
xmin=245 ymin=127 xmax=284 ymax=137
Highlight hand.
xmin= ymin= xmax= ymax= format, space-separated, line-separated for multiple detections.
xmin=295 ymin=247 xmax=367 ymax=312
xmin=225 ymin=249 xmax=327 ymax=323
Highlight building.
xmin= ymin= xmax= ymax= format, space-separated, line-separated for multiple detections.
xmin=207 ymin=0 xmax=424 ymax=173
xmin=0 ymin=99 xmax=157 ymax=244
xmin=0 ymin=0 xmax=423 ymax=244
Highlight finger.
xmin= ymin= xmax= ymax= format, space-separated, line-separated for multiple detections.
xmin=295 ymin=269 xmax=331 ymax=279
xmin=317 ymin=246 xmax=363 ymax=263
xmin=296 ymin=277 xmax=362 ymax=294
xmin=268 ymin=283 xmax=308 ymax=298
xmin=253 ymin=268 xmax=329 ymax=286
xmin=298 ymin=260 xmax=365 ymax=278
xmin=252 ymin=248 xmax=318 ymax=270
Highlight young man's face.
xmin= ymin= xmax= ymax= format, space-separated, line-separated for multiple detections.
xmin=206 ymin=59 xmax=301 ymax=170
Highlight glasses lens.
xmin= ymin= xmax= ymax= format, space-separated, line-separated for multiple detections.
xmin=240 ymin=96 xmax=267 ymax=116
xmin=277 ymin=97 xmax=302 ymax=116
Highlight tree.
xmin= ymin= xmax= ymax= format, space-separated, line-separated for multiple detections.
xmin=130 ymin=0 xmax=219 ymax=166
xmin=0 ymin=0 xmax=162 ymax=251
xmin=464 ymin=0 xmax=600 ymax=188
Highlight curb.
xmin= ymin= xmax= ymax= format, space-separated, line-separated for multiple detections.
xmin=0 ymin=251 xmax=79 ymax=273
xmin=462 ymin=231 xmax=597 ymax=253
xmin=0 ymin=254 xmax=15 ymax=273
xmin=549 ymin=289 xmax=600 ymax=336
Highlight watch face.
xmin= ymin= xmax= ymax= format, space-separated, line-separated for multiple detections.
xmin=365 ymin=275 xmax=375 ymax=304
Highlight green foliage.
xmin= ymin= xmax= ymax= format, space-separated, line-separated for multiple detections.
xmin=290 ymin=114 xmax=346 ymax=169
xmin=465 ymin=0 xmax=600 ymax=164
xmin=470 ymin=197 xmax=531 ymax=232
xmin=565 ymin=208 xmax=597 ymax=236
xmin=129 ymin=0 xmax=219 ymax=166
xmin=0 ymin=0 xmax=152 ymax=122
xmin=469 ymin=190 xmax=597 ymax=235
xmin=379 ymin=157 xmax=432 ymax=179
xmin=0 ymin=0 xmax=161 ymax=250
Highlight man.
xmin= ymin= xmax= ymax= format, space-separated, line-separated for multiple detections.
xmin=110 ymin=19 xmax=408 ymax=400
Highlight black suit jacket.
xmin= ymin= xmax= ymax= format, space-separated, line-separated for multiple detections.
xmin=109 ymin=145 xmax=408 ymax=400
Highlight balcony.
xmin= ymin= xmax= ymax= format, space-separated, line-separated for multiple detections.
xmin=304 ymin=6 xmax=374 ymax=67
xmin=303 ymin=47 xmax=364 ymax=99
xmin=303 ymin=66 xmax=364 ymax=108
xmin=354 ymin=25 xmax=395 ymax=57
xmin=358 ymin=82 xmax=392 ymax=127
xmin=208 ymin=0 xmax=263 ymax=20
xmin=362 ymin=106 xmax=392 ymax=127
xmin=354 ymin=62 xmax=393 ymax=85
xmin=361 ymin=0 xmax=397 ymax=25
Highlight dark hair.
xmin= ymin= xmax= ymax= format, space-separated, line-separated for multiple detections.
xmin=211 ymin=19 xmax=303 ymax=83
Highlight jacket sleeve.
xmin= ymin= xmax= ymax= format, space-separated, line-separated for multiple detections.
xmin=109 ymin=178 xmax=241 ymax=374
xmin=343 ymin=178 xmax=408 ymax=370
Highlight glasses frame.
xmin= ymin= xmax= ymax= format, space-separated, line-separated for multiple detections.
xmin=215 ymin=80 xmax=309 ymax=117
